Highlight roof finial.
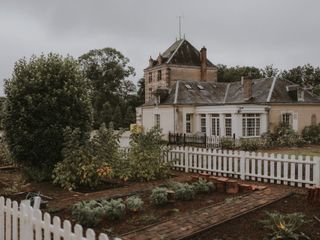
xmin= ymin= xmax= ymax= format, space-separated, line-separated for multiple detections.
xmin=178 ymin=16 xmax=183 ymax=40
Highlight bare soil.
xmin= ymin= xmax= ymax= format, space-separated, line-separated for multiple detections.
xmin=192 ymin=193 xmax=320 ymax=240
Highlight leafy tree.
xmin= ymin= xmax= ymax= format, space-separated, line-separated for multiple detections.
xmin=217 ymin=64 xmax=262 ymax=82
xmin=280 ymin=64 xmax=320 ymax=94
xmin=127 ymin=127 xmax=171 ymax=181
xmin=53 ymin=125 xmax=120 ymax=190
xmin=79 ymin=48 xmax=135 ymax=129
xmin=137 ymin=78 xmax=145 ymax=105
xmin=4 ymin=53 xmax=92 ymax=179
xmin=261 ymin=64 xmax=279 ymax=78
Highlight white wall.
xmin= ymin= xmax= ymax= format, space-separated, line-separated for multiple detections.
xmin=141 ymin=106 xmax=175 ymax=134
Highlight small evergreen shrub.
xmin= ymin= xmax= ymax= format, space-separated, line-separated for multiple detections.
xmin=150 ymin=187 xmax=168 ymax=206
xmin=260 ymin=211 xmax=310 ymax=240
xmin=125 ymin=196 xmax=144 ymax=212
xmin=71 ymin=201 xmax=104 ymax=227
xmin=171 ymin=182 xmax=195 ymax=201
xmin=220 ymin=137 xmax=235 ymax=150
xmin=239 ymin=138 xmax=261 ymax=151
xmin=192 ymin=178 xmax=215 ymax=194
xmin=101 ymin=199 xmax=126 ymax=220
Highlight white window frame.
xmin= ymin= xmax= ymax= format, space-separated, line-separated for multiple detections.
xmin=186 ymin=113 xmax=192 ymax=133
xmin=225 ymin=114 xmax=232 ymax=137
xmin=200 ymin=114 xmax=206 ymax=133
xmin=242 ymin=113 xmax=261 ymax=137
xmin=211 ymin=114 xmax=220 ymax=136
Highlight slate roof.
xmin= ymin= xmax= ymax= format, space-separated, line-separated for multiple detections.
xmin=144 ymin=78 xmax=320 ymax=106
xmin=147 ymin=39 xmax=215 ymax=69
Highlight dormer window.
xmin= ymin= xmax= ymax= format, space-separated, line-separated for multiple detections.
xmin=197 ymin=84 xmax=204 ymax=90
xmin=157 ymin=70 xmax=162 ymax=81
xmin=185 ymin=84 xmax=192 ymax=90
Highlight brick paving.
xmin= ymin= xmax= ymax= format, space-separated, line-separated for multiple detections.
xmin=121 ymin=187 xmax=292 ymax=240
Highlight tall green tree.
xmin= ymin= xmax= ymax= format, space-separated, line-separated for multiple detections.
xmin=261 ymin=64 xmax=279 ymax=78
xmin=280 ymin=64 xmax=320 ymax=86
xmin=4 ymin=53 xmax=92 ymax=179
xmin=217 ymin=64 xmax=262 ymax=82
xmin=137 ymin=78 xmax=145 ymax=106
xmin=79 ymin=48 xmax=135 ymax=129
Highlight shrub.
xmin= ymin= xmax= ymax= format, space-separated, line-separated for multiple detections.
xmin=171 ymin=182 xmax=196 ymax=201
xmin=127 ymin=127 xmax=172 ymax=181
xmin=260 ymin=211 xmax=310 ymax=240
xmin=4 ymin=53 xmax=92 ymax=180
xmin=150 ymin=187 xmax=168 ymax=206
xmin=220 ymin=137 xmax=235 ymax=150
xmin=302 ymin=124 xmax=320 ymax=144
xmin=101 ymin=199 xmax=126 ymax=220
xmin=0 ymin=137 xmax=12 ymax=166
xmin=192 ymin=178 xmax=215 ymax=194
xmin=52 ymin=127 xmax=113 ymax=191
xmin=71 ymin=201 xmax=104 ymax=227
xmin=125 ymin=196 xmax=144 ymax=212
xmin=239 ymin=138 xmax=261 ymax=151
xmin=264 ymin=124 xmax=305 ymax=147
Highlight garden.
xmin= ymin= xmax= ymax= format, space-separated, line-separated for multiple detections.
xmin=1 ymin=53 xmax=320 ymax=240
xmin=194 ymin=193 xmax=320 ymax=240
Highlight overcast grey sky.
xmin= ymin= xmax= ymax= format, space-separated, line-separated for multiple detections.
xmin=1 ymin=0 xmax=320 ymax=96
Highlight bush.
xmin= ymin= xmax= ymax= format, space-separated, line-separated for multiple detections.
xmin=264 ymin=123 xmax=305 ymax=147
xmin=302 ymin=124 xmax=320 ymax=144
xmin=127 ymin=127 xmax=172 ymax=181
xmin=0 ymin=137 xmax=12 ymax=166
xmin=192 ymin=178 xmax=214 ymax=194
xmin=171 ymin=182 xmax=195 ymax=201
xmin=101 ymin=199 xmax=126 ymax=220
xmin=239 ymin=138 xmax=261 ymax=151
xmin=52 ymin=127 xmax=114 ymax=190
xmin=125 ymin=196 xmax=144 ymax=212
xmin=260 ymin=211 xmax=310 ymax=240
xmin=220 ymin=137 xmax=235 ymax=150
xmin=71 ymin=201 xmax=104 ymax=227
xmin=4 ymin=54 xmax=92 ymax=180
xmin=150 ymin=187 xmax=168 ymax=206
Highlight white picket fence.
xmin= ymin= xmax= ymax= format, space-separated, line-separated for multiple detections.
xmin=0 ymin=197 xmax=112 ymax=240
xmin=166 ymin=146 xmax=320 ymax=187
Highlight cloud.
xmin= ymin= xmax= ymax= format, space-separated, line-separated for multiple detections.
xmin=1 ymin=0 xmax=320 ymax=95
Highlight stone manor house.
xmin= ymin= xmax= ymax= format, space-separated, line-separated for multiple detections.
xmin=136 ymin=39 xmax=320 ymax=139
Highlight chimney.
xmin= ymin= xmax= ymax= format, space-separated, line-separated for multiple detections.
xmin=149 ymin=57 xmax=154 ymax=67
xmin=241 ymin=76 xmax=253 ymax=100
xmin=200 ymin=46 xmax=207 ymax=81
xmin=157 ymin=53 xmax=163 ymax=64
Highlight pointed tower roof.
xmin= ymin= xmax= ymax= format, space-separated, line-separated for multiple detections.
xmin=147 ymin=39 xmax=215 ymax=69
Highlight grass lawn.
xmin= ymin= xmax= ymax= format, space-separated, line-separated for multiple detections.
xmin=262 ymin=144 xmax=320 ymax=157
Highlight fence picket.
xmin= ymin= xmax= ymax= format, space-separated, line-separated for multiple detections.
xmin=6 ymin=198 xmax=12 ymax=240
xmin=283 ymin=154 xmax=289 ymax=185
xmin=43 ymin=212 xmax=51 ymax=240
xmin=297 ymin=155 xmax=303 ymax=187
xmin=0 ymin=197 xmax=4 ymax=240
xmin=290 ymin=155 xmax=296 ymax=186
xmin=305 ymin=156 xmax=311 ymax=187
xmin=34 ymin=209 xmax=42 ymax=240
xmin=276 ymin=154 xmax=282 ymax=184
xmin=263 ymin=153 xmax=269 ymax=182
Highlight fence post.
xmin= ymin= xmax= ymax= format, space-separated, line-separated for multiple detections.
xmin=240 ymin=151 xmax=246 ymax=180
xmin=184 ymin=147 xmax=189 ymax=173
xmin=315 ymin=156 xmax=320 ymax=186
